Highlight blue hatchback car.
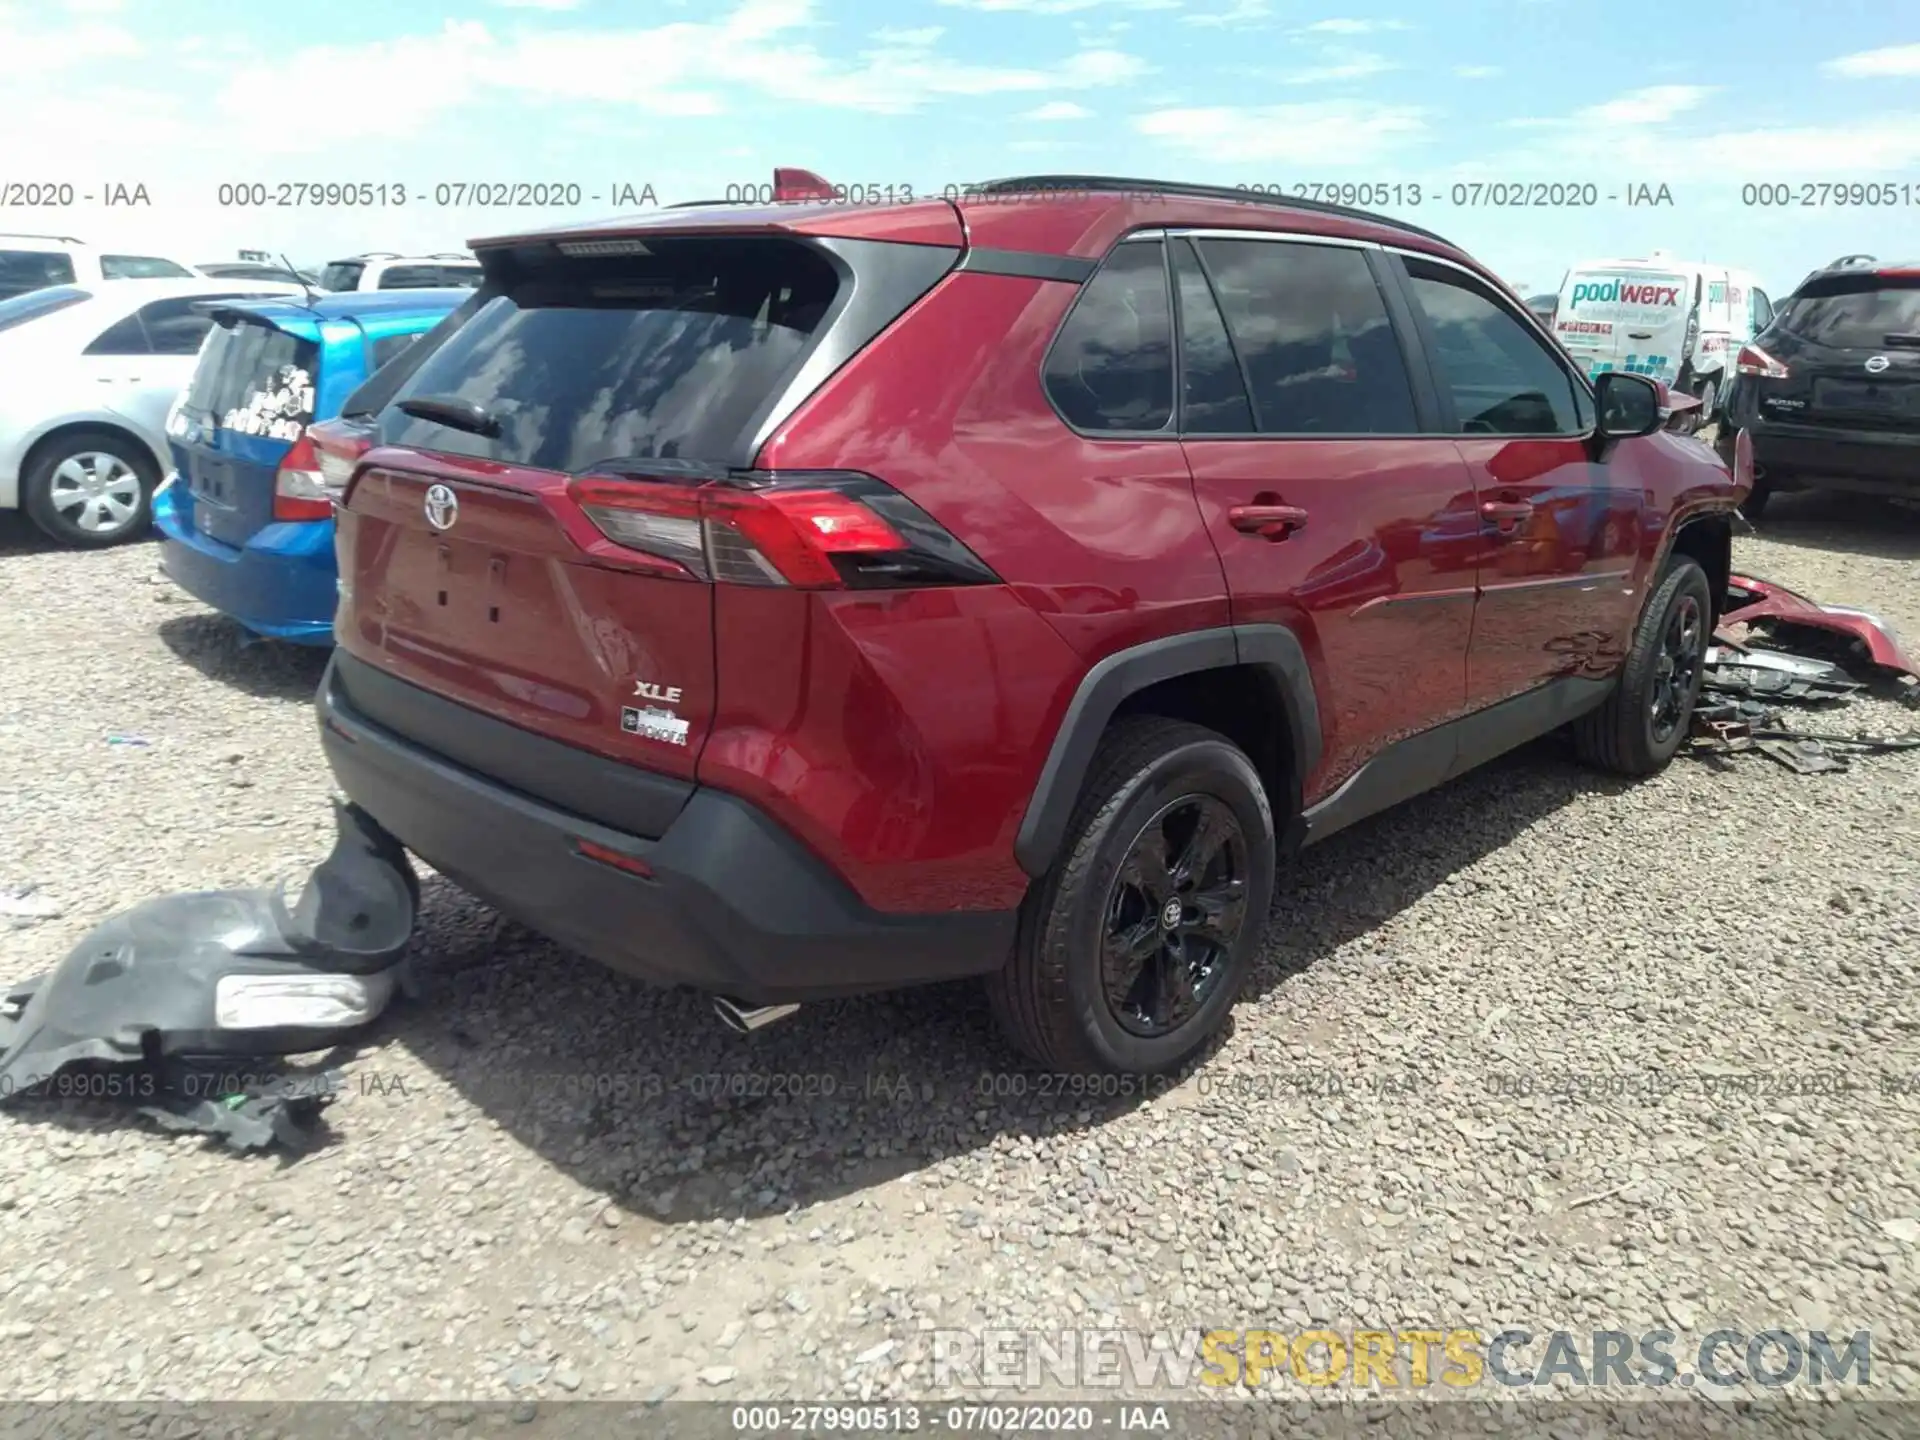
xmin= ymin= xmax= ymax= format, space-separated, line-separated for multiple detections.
xmin=155 ymin=289 xmax=466 ymax=644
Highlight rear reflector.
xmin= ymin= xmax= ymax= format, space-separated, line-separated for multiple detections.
xmin=273 ymin=430 xmax=332 ymax=521
xmin=1735 ymin=343 xmax=1789 ymax=379
xmin=308 ymin=416 xmax=377 ymax=502
xmin=570 ymin=470 xmax=996 ymax=590
xmin=574 ymin=839 xmax=654 ymax=878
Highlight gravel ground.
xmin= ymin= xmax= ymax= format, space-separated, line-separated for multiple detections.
xmin=2 ymin=490 xmax=1918 ymax=1427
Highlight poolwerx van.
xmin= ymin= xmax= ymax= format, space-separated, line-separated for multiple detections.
xmin=1553 ymin=252 xmax=1775 ymax=425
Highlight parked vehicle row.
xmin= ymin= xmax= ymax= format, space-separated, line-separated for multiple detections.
xmin=0 ymin=234 xmax=481 ymax=302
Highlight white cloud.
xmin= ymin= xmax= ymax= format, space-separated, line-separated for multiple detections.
xmin=1574 ymin=84 xmax=1716 ymax=126
xmin=1454 ymin=63 xmax=1500 ymax=79
xmin=938 ymin=0 xmax=1179 ymax=11
xmin=1282 ymin=48 xmax=1396 ymax=83
xmin=1296 ymin=17 xmax=1407 ymax=33
xmin=1136 ymin=100 xmax=1428 ymax=162
xmin=1822 ymin=43 xmax=1920 ymax=78
xmin=1025 ymin=100 xmax=1094 ymax=119
xmin=1184 ymin=0 xmax=1270 ymax=25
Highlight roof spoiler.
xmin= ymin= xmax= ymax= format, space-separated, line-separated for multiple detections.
xmin=773 ymin=168 xmax=836 ymax=203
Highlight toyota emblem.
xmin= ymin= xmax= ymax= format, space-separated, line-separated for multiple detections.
xmin=1866 ymin=355 xmax=1892 ymax=374
xmin=423 ymin=483 xmax=458 ymax=531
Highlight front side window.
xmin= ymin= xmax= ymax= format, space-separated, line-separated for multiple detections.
xmin=1193 ymin=238 xmax=1419 ymax=435
xmin=1404 ymin=258 xmax=1584 ymax=435
xmin=1044 ymin=239 xmax=1173 ymax=433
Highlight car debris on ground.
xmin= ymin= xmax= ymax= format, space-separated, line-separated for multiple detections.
xmin=0 ymin=801 xmax=417 ymax=1155
xmin=1689 ymin=572 xmax=1920 ymax=772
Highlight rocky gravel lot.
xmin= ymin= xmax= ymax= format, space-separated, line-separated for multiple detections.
xmin=2 ymin=491 xmax=1919 ymax=1427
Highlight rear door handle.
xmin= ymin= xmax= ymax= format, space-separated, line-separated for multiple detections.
xmin=1228 ymin=503 xmax=1309 ymax=540
xmin=1481 ymin=499 xmax=1534 ymax=532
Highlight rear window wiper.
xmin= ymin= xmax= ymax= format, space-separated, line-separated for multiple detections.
xmin=1883 ymin=332 xmax=1920 ymax=349
xmin=397 ymin=394 xmax=500 ymax=438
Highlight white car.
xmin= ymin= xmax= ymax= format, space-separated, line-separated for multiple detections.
xmin=316 ymin=252 xmax=482 ymax=291
xmin=0 ymin=233 xmax=198 ymax=301
xmin=0 ymin=277 xmax=304 ymax=547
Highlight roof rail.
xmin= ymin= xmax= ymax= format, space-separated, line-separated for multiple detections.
xmin=964 ymin=175 xmax=1454 ymax=247
xmin=0 ymin=232 xmax=84 ymax=245
xmin=427 ymin=252 xmax=475 ymax=260
xmin=352 ymin=251 xmax=401 ymax=260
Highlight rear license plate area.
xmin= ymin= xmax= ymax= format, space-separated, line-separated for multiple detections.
xmin=1813 ymin=379 xmax=1920 ymax=419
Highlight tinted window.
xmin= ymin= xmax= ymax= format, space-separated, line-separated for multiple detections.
xmin=1776 ymin=277 xmax=1920 ymax=348
xmin=1751 ymin=290 xmax=1773 ymax=331
xmin=84 ymin=311 xmax=151 ymax=355
xmin=379 ymin=264 xmax=480 ymax=289
xmin=0 ymin=284 xmax=92 ymax=333
xmin=1171 ymin=239 xmax=1253 ymax=434
xmin=137 ymin=297 xmax=224 ymax=355
xmin=320 ymin=262 xmax=366 ymax=291
xmin=1044 ymin=239 xmax=1173 ymax=433
xmin=184 ymin=318 xmax=319 ymax=440
xmin=343 ymin=292 xmax=484 ymax=417
xmin=0 ymin=249 xmax=77 ymax=301
xmin=1404 ymin=259 xmax=1582 ymax=435
xmin=101 ymin=255 xmax=192 ymax=280
xmin=370 ymin=332 xmax=423 ymax=369
xmin=378 ymin=238 xmax=841 ymax=471
xmin=1194 ymin=238 xmax=1418 ymax=435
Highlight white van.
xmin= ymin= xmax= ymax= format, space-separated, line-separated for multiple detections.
xmin=1552 ymin=252 xmax=1776 ymax=424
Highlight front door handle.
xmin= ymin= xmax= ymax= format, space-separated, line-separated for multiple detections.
xmin=1228 ymin=503 xmax=1309 ymax=540
xmin=1480 ymin=499 xmax=1534 ymax=533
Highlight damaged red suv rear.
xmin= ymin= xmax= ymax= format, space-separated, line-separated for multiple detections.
xmin=311 ymin=173 xmax=1746 ymax=1075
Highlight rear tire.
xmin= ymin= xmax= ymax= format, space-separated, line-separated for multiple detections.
xmin=1694 ymin=376 xmax=1718 ymax=431
xmin=987 ymin=717 xmax=1276 ymax=1075
xmin=1573 ymin=556 xmax=1712 ymax=776
xmin=22 ymin=429 xmax=158 ymax=548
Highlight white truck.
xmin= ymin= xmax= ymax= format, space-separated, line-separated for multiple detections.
xmin=1552 ymin=252 xmax=1777 ymax=426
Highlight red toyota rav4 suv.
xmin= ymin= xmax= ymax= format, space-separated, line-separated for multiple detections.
xmin=310 ymin=174 xmax=1747 ymax=1076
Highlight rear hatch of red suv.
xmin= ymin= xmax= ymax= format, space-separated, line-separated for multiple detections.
xmin=1745 ymin=265 xmax=1920 ymax=438
xmin=325 ymin=213 xmax=967 ymax=796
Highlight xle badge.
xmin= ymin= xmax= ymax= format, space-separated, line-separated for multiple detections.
xmin=622 ymin=707 xmax=690 ymax=747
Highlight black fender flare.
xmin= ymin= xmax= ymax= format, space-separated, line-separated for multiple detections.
xmin=1012 ymin=624 xmax=1322 ymax=878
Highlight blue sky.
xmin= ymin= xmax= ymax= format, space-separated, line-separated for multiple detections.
xmin=4 ymin=0 xmax=1919 ymax=295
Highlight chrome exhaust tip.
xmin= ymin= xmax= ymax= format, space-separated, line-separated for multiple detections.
xmin=712 ymin=997 xmax=800 ymax=1033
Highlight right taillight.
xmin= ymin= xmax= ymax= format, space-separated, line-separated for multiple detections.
xmin=307 ymin=416 xmax=377 ymax=504
xmin=1735 ymin=343 xmax=1789 ymax=379
xmin=569 ymin=470 xmax=998 ymax=590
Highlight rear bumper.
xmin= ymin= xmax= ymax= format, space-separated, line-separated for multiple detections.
xmin=153 ymin=481 xmax=337 ymax=644
xmin=1724 ymin=389 xmax=1920 ymax=492
xmin=315 ymin=654 xmax=1017 ymax=1004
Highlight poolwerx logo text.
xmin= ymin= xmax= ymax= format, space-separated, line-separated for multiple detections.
xmin=1570 ymin=278 xmax=1682 ymax=307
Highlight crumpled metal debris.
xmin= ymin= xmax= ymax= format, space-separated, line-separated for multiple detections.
xmin=1718 ymin=573 xmax=1920 ymax=682
xmin=1702 ymin=643 xmax=1862 ymax=703
xmin=0 ymin=801 xmax=418 ymax=1155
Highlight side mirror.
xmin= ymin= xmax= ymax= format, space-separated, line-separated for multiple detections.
xmin=1594 ymin=371 xmax=1661 ymax=439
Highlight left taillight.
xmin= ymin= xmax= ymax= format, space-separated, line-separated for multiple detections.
xmin=306 ymin=416 xmax=376 ymax=507
xmin=568 ymin=470 xmax=999 ymax=590
xmin=272 ymin=430 xmax=332 ymax=522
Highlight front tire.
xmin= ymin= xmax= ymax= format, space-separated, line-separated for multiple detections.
xmin=1573 ymin=555 xmax=1712 ymax=776
xmin=22 ymin=430 xmax=158 ymax=548
xmin=987 ymin=717 xmax=1276 ymax=1075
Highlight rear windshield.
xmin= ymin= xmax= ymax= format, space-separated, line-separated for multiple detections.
xmin=185 ymin=317 xmax=320 ymax=440
xmin=0 ymin=284 xmax=91 ymax=332
xmin=0 ymin=249 xmax=77 ymax=300
xmin=377 ymin=264 xmax=481 ymax=289
xmin=377 ymin=238 xmax=841 ymax=471
xmin=1775 ymin=276 xmax=1920 ymax=348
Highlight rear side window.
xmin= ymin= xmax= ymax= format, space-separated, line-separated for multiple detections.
xmin=0 ymin=284 xmax=91 ymax=332
xmin=1044 ymin=239 xmax=1173 ymax=433
xmin=101 ymin=255 xmax=192 ymax=280
xmin=84 ymin=311 xmax=152 ymax=355
xmin=1194 ymin=237 xmax=1418 ymax=435
xmin=1170 ymin=239 xmax=1253 ymax=434
xmin=186 ymin=319 xmax=318 ymax=439
xmin=321 ymin=262 xmax=366 ymax=291
xmin=137 ymin=297 xmax=226 ymax=355
xmin=1775 ymin=276 xmax=1920 ymax=348
xmin=0 ymin=249 xmax=77 ymax=300
xmin=1404 ymin=258 xmax=1583 ymax=436
xmin=378 ymin=264 xmax=480 ymax=289
xmin=378 ymin=237 xmax=842 ymax=471
xmin=370 ymin=332 xmax=425 ymax=370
